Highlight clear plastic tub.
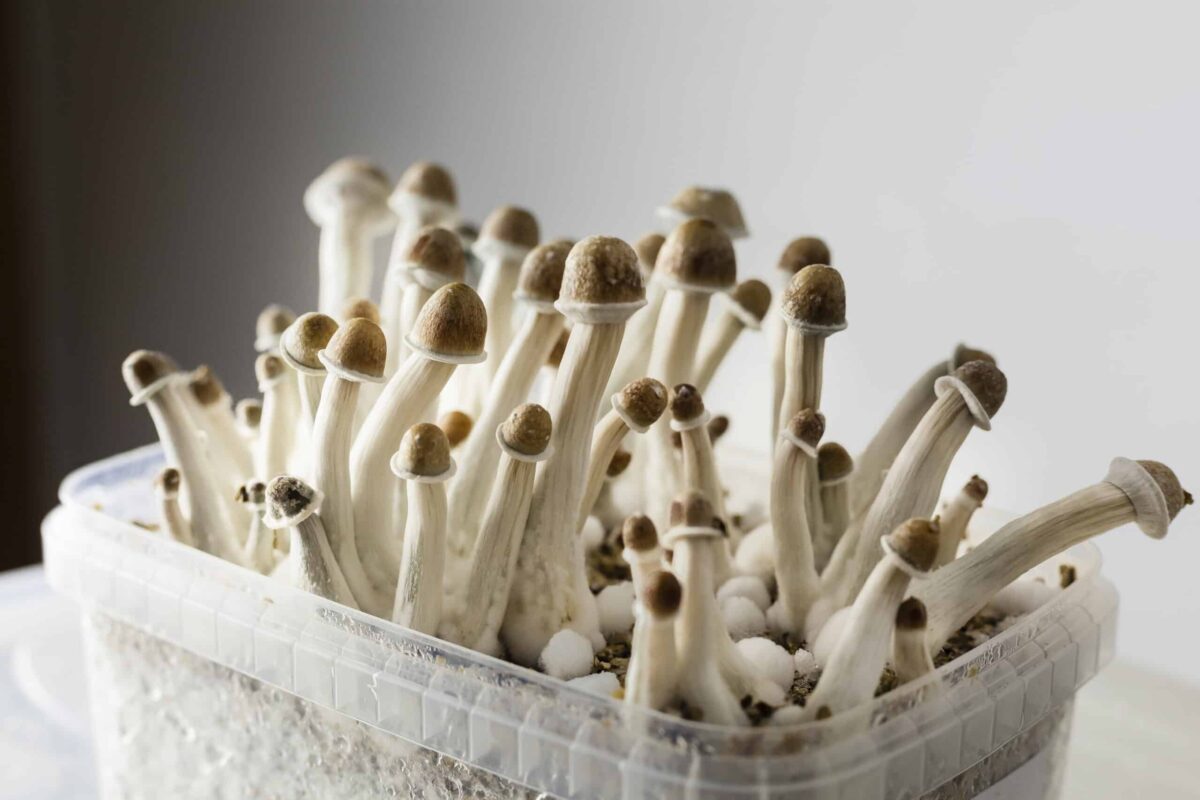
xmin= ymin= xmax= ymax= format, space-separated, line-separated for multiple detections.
xmin=42 ymin=444 xmax=1119 ymax=799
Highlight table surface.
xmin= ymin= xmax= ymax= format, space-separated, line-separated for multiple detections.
xmin=1 ymin=565 xmax=1197 ymax=800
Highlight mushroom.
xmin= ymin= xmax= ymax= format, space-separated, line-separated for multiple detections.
xmin=341 ymin=297 xmax=380 ymax=324
xmin=255 ymin=353 xmax=299 ymax=482
xmin=237 ymin=480 xmax=274 ymax=573
xmin=501 ymin=235 xmax=646 ymax=666
xmin=624 ymin=570 xmax=682 ymax=711
xmin=589 ymin=448 xmax=633 ymax=533
xmin=603 ymin=232 xmax=666 ymax=404
xmin=620 ymin=514 xmax=663 ymax=603
xmin=815 ymin=360 xmax=1007 ymax=635
xmin=380 ymin=226 xmax=466 ymax=379
xmin=656 ymin=185 xmax=749 ymax=239
xmin=154 ymin=467 xmax=193 ymax=547
xmin=769 ymin=409 xmax=825 ymax=637
xmin=123 ymin=351 xmax=245 ymax=565
xmin=349 ymin=283 xmax=486 ymax=594
xmin=446 ymin=241 xmax=569 ymax=561
xmin=918 ymin=458 xmax=1191 ymax=651
xmin=262 ymin=475 xmax=358 ymax=608
xmin=235 ymin=398 xmax=262 ymax=442
xmin=303 ymin=157 xmax=394 ymax=316
xmin=439 ymin=404 xmax=553 ymax=653
xmin=186 ymin=366 xmax=255 ymax=485
xmin=692 ymin=279 xmax=772 ymax=392
xmin=815 ymin=442 xmax=854 ymax=572
xmin=280 ymin=312 xmax=339 ymax=426
xmin=389 ymin=423 xmax=455 ymax=634
xmin=849 ymin=344 xmax=994 ymax=520
xmin=643 ymin=219 xmax=737 ymax=523
xmin=438 ymin=410 xmax=473 ymax=449
xmin=933 ymin=475 xmax=988 ymax=568
xmin=255 ymin=304 xmax=296 ymax=353
xmin=770 ymin=237 xmax=831 ymax=442
xmin=891 ymin=597 xmax=935 ymax=686
xmin=308 ymin=318 xmax=390 ymax=614
xmin=802 ymin=518 xmax=940 ymax=720
xmin=669 ymin=384 xmax=733 ymax=534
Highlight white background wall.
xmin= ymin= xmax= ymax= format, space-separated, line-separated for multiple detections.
xmin=21 ymin=1 xmax=1199 ymax=681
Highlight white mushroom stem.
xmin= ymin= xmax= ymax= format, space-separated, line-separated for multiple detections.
xmin=391 ymin=463 xmax=453 ymax=635
xmin=817 ymin=474 xmax=851 ymax=573
xmin=933 ymin=477 xmax=987 ymax=568
xmin=918 ymin=459 xmax=1175 ymax=651
xmin=155 ymin=473 xmax=193 ymax=547
xmin=475 ymin=246 xmax=527 ymax=377
xmin=625 ymin=608 xmax=678 ymax=711
xmin=257 ymin=372 xmax=298 ymax=482
xmin=191 ymin=387 xmax=254 ymax=485
xmin=770 ymin=429 xmax=821 ymax=636
xmin=604 ymin=275 xmax=666 ymax=401
xmin=295 ymin=370 xmax=326 ymax=427
xmin=317 ymin=217 xmax=379 ymax=317
xmin=674 ymin=410 xmax=731 ymax=536
xmin=575 ymin=407 xmax=638 ymax=536
xmin=623 ymin=546 xmax=663 ymax=604
xmin=447 ymin=310 xmax=563 ymax=557
xmin=242 ymin=499 xmax=274 ymax=574
xmin=892 ymin=599 xmax=935 ymax=686
xmin=289 ymin=511 xmax=359 ymax=608
xmin=692 ymin=293 xmax=757 ymax=392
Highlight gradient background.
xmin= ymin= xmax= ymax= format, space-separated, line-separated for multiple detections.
xmin=5 ymin=0 xmax=1197 ymax=693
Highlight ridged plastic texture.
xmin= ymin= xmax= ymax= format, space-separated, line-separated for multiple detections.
xmin=43 ymin=445 xmax=1119 ymax=799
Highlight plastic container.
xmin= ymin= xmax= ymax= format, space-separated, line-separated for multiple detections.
xmin=42 ymin=444 xmax=1119 ymax=799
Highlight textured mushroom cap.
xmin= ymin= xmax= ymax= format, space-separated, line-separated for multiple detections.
xmin=324 ymin=318 xmax=387 ymax=377
xmin=730 ymin=279 xmax=772 ymax=322
xmin=397 ymin=161 xmax=457 ymax=205
xmin=409 ymin=282 xmax=487 ymax=358
xmin=188 ymin=366 xmax=226 ymax=406
xmin=439 ymin=410 xmax=473 ymax=448
xmin=499 ymin=403 xmax=553 ymax=456
xmin=656 ymin=219 xmax=737 ymax=290
xmin=895 ymin=597 xmax=928 ymax=630
xmin=781 ymin=264 xmax=846 ymax=327
xmin=669 ymin=490 xmax=715 ymax=528
xmin=669 ymin=383 xmax=706 ymax=423
xmin=255 ymin=353 xmax=286 ymax=384
xmin=396 ymin=423 xmax=452 ymax=477
xmin=122 ymin=350 xmax=179 ymax=394
xmin=607 ymin=448 xmax=632 ymax=477
xmin=621 ymin=514 xmax=658 ymax=551
xmin=341 ymin=297 xmax=380 ymax=324
xmin=237 ymin=481 xmax=267 ymax=506
xmin=267 ymin=475 xmax=318 ymax=519
xmin=786 ymin=409 xmax=826 ymax=448
xmin=886 ymin=518 xmax=941 ymax=573
xmin=155 ymin=467 xmax=182 ymax=495
xmin=634 ymin=232 xmax=666 ymax=271
xmin=560 ymin=236 xmax=646 ymax=306
xmin=256 ymin=304 xmax=296 ymax=340
xmin=617 ymin=377 xmax=669 ymax=428
xmin=964 ymin=475 xmax=989 ymax=503
xmin=407 ymin=226 xmax=467 ymax=281
xmin=517 ymin=239 xmax=572 ymax=303
xmin=667 ymin=186 xmax=747 ymax=234
xmin=283 ymin=313 xmax=339 ymax=370
xmin=817 ymin=442 xmax=853 ymax=482
xmin=778 ymin=237 xmax=832 ymax=274
xmin=236 ymin=399 xmax=262 ymax=429
xmin=952 ymin=343 xmax=996 ymax=369
xmin=305 ymin=157 xmax=391 ymax=223
xmin=480 ymin=205 xmax=539 ymax=249
xmin=643 ymin=570 xmax=682 ymax=616
xmin=951 ymin=360 xmax=1007 ymax=418
xmin=1136 ymin=460 xmax=1192 ymax=520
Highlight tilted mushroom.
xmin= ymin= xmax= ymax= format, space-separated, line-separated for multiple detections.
xmin=255 ymin=304 xmax=296 ymax=354
xmin=770 ymin=237 xmax=830 ymax=442
xmin=815 ymin=442 xmax=854 ymax=572
xmin=588 ymin=448 xmax=632 ymax=533
xmin=380 ymin=226 xmax=466 ymax=379
xmin=933 ymin=475 xmax=988 ymax=569
xmin=439 ymin=410 xmax=473 ymax=450
xmin=154 ymin=467 xmax=193 ymax=547
xmin=692 ymin=278 xmax=772 ymax=392
xmin=769 ymin=409 xmax=825 ymax=638
xmin=625 ymin=570 xmax=682 ymax=711
xmin=620 ymin=514 xmax=663 ymax=603
xmin=262 ymin=475 xmax=358 ymax=608
xmin=891 ymin=597 xmax=935 ymax=686
xmin=656 ymin=185 xmax=748 ymax=239
xmin=186 ymin=366 xmax=254 ymax=485
xmin=280 ymin=313 xmax=339 ymax=426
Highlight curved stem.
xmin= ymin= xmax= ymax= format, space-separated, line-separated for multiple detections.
xmin=291 ymin=513 xmax=359 ymax=608
xmin=692 ymin=314 xmax=742 ymax=393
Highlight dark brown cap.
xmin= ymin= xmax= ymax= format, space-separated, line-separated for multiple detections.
xmin=952 ymin=344 xmax=996 ymax=369
xmin=409 ymin=282 xmax=487 ymax=360
xmin=439 ymin=410 xmax=473 ymax=448
xmin=634 ymin=232 xmax=666 ymax=271
xmin=264 ymin=475 xmax=319 ymax=527
xmin=255 ymin=353 xmax=286 ymax=384
xmin=559 ymin=236 xmax=645 ymax=306
xmin=237 ymin=480 xmax=267 ymax=506
xmin=155 ymin=467 xmax=182 ymax=495
xmin=895 ymin=597 xmax=928 ymax=630
xmin=786 ymin=409 xmax=826 ymax=449
xmin=951 ymin=361 xmax=1007 ymax=419
xmin=729 ymin=279 xmax=772 ymax=323
xmin=395 ymin=423 xmax=452 ymax=478
xmin=499 ymin=403 xmax=553 ymax=457
xmin=621 ymin=514 xmax=658 ymax=551
xmin=188 ymin=366 xmax=226 ymax=406
xmin=607 ymin=448 xmax=632 ymax=477
xmin=669 ymin=490 xmax=715 ymax=528
xmin=340 ymin=297 xmax=380 ymax=324
xmin=643 ymin=570 xmax=682 ymax=616
xmin=397 ymin=161 xmax=457 ymax=206
xmin=817 ymin=442 xmax=853 ymax=482
xmin=885 ymin=518 xmax=941 ymax=574
xmin=406 ymin=226 xmax=466 ymax=283
xmin=777 ymin=237 xmax=831 ymax=274
xmin=616 ymin=377 xmax=669 ymax=428
xmin=480 ymin=205 xmax=539 ymax=249
xmin=323 ymin=318 xmax=387 ymax=378
xmin=670 ymin=384 xmax=706 ymax=424
xmin=708 ymin=415 xmax=729 ymax=442
xmin=1136 ymin=460 xmax=1192 ymax=520
xmin=236 ymin=398 xmax=262 ymax=429
xmin=516 ymin=239 xmax=572 ymax=305
xmin=283 ymin=313 xmax=339 ymax=371
xmin=666 ymin=186 xmax=747 ymax=236
xmin=256 ymin=304 xmax=296 ymax=345
xmin=964 ymin=475 xmax=989 ymax=503
xmin=123 ymin=350 xmax=179 ymax=395
xmin=781 ymin=265 xmax=846 ymax=329
xmin=656 ymin=219 xmax=737 ymax=291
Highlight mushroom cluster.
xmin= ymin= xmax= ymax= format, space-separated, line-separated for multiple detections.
xmin=122 ymin=159 xmax=1192 ymax=726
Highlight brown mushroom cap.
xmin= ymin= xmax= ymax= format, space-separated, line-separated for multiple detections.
xmin=886 ymin=518 xmax=941 ymax=573
xmin=255 ymin=353 xmax=287 ymax=384
xmin=817 ymin=442 xmax=853 ymax=482
xmin=188 ymin=366 xmax=226 ymax=406
xmin=267 ymin=475 xmax=319 ymax=519
xmin=708 ymin=415 xmax=729 ymax=442
xmin=777 ymin=237 xmax=831 ymax=274
xmin=480 ymin=205 xmax=539 ymax=249
xmin=656 ymin=219 xmax=737 ymax=291
xmin=951 ymin=360 xmax=1008 ymax=419
xmin=155 ymin=467 xmax=182 ymax=495
xmin=643 ymin=570 xmax=682 ymax=616
xmin=964 ymin=475 xmax=989 ymax=503
xmin=667 ymin=186 xmax=747 ymax=235
xmin=341 ymin=297 xmax=380 ymax=324
xmin=517 ymin=239 xmax=572 ymax=304
xmin=607 ymin=448 xmax=632 ymax=478
xmin=439 ymin=410 xmax=473 ymax=448
xmin=559 ymin=236 xmax=646 ymax=306
xmin=306 ymin=158 xmax=391 ymax=223
xmin=616 ymin=377 xmax=669 ymax=428
xmin=236 ymin=399 xmax=262 ymax=429
xmin=669 ymin=490 xmax=715 ymax=528
xmin=669 ymin=384 xmax=706 ymax=424
xmin=406 ymin=226 xmax=467 ymax=282
xmin=499 ymin=403 xmax=553 ymax=456
xmin=895 ymin=597 xmax=928 ymax=630
xmin=396 ymin=423 xmax=452 ymax=477
xmin=781 ymin=265 xmax=846 ymax=328
xmin=786 ymin=409 xmax=826 ymax=449
xmin=952 ymin=344 xmax=996 ymax=369
xmin=323 ymin=318 xmax=387 ymax=378
xmin=237 ymin=480 xmax=267 ymax=506
xmin=1136 ymin=460 xmax=1192 ymax=520
xmin=283 ymin=313 xmax=339 ymax=371
xmin=730 ymin=279 xmax=772 ymax=322
xmin=621 ymin=514 xmax=658 ymax=551
xmin=256 ymin=304 xmax=296 ymax=342
xmin=409 ymin=282 xmax=487 ymax=359
xmin=396 ymin=161 xmax=457 ymax=206
xmin=634 ymin=232 xmax=666 ymax=272
xmin=122 ymin=350 xmax=179 ymax=394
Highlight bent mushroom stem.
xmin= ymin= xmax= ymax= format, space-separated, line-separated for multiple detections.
xmin=671 ymin=384 xmax=734 ymax=543
xmin=815 ymin=442 xmax=853 ymax=573
xmin=187 ymin=366 xmax=254 ymax=485
xmin=263 ymin=475 xmax=358 ymax=608
xmin=155 ymin=467 xmax=194 ymax=547
xmin=918 ymin=458 xmax=1191 ymax=651
xmin=692 ymin=280 xmax=770 ymax=393
xmin=625 ymin=570 xmax=681 ymax=711
xmin=604 ymin=233 xmax=666 ymax=403
xmin=770 ymin=409 xmax=825 ymax=638
xmin=892 ymin=597 xmax=935 ymax=686
xmin=933 ymin=475 xmax=988 ymax=568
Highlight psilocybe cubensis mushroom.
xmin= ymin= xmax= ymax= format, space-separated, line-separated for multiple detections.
xmin=121 ymin=156 xmax=1191 ymax=731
